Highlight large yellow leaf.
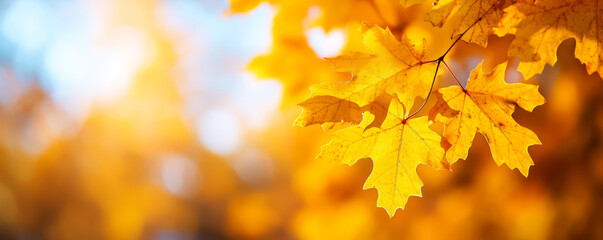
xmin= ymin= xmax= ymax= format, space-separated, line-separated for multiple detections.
xmin=318 ymin=97 xmax=448 ymax=216
xmin=296 ymin=24 xmax=439 ymax=129
xmin=494 ymin=0 xmax=603 ymax=79
xmin=429 ymin=62 xmax=545 ymax=176
xmin=425 ymin=0 xmax=503 ymax=47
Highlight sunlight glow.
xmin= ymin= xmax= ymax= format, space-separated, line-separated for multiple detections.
xmin=41 ymin=27 xmax=155 ymax=118
xmin=305 ymin=27 xmax=346 ymax=58
xmin=198 ymin=108 xmax=242 ymax=156
xmin=232 ymin=75 xmax=283 ymax=129
xmin=1 ymin=0 xmax=52 ymax=54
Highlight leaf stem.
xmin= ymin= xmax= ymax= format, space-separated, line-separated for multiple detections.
xmin=442 ymin=60 xmax=465 ymax=90
xmin=405 ymin=60 xmax=441 ymax=120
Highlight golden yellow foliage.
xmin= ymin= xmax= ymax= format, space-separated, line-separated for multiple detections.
xmin=425 ymin=0 xmax=503 ymax=47
xmin=494 ymin=0 xmax=603 ymax=79
xmin=325 ymin=24 xmax=438 ymax=109
xmin=296 ymin=24 xmax=440 ymax=130
xmin=317 ymin=97 xmax=448 ymax=216
xmin=295 ymin=0 xmax=571 ymax=214
xmin=430 ymin=62 xmax=545 ymax=176
xmin=232 ymin=0 xmax=410 ymax=105
xmin=294 ymin=93 xmax=390 ymax=130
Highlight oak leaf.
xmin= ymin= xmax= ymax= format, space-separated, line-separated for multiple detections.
xmin=318 ymin=97 xmax=448 ymax=216
xmin=429 ymin=61 xmax=545 ymax=176
xmin=425 ymin=0 xmax=503 ymax=47
xmin=494 ymin=0 xmax=603 ymax=79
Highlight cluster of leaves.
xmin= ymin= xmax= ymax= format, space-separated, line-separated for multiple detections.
xmin=293 ymin=0 xmax=602 ymax=216
xmin=231 ymin=0 xmax=602 ymax=216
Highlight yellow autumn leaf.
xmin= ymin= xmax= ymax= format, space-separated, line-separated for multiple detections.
xmin=296 ymin=24 xmax=440 ymax=129
xmin=493 ymin=0 xmax=603 ymax=79
xmin=231 ymin=1 xmax=417 ymax=106
xmin=425 ymin=0 xmax=503 ymax=47
xmin=294 ymin=93 xmax=390 ymax=130
xmin=318 ymin=97 xmax=448 ymax=216
xmin=429 ymin=61 xmax=545 ymax=176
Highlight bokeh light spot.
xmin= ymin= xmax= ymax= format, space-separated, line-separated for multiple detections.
xmin=161 ymin=155 xmax=198 ymax=196
xmin=198 ymin=108 xmax=242 ymax=156
xmin=305 ymin=27 xmax=345 ymax=58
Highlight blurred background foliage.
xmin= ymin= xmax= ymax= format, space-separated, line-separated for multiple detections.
xmin=0 ymin=0 xmax=602 ymax=239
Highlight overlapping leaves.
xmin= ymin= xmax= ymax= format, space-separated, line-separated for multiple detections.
xmin=229 ymin=0 xmax=601 ymax=216
xmin=295 ymin=24 xmax=440 ymax=129
xmin=295 ymin=1 xmax=548 ymax=216
xmin=425 ymin=0 xmax=504 ymax=47
xmin=494 ymin=0 xmax=603 ymax=79
xmin=296 ymin=20 xmax=543 ymax=216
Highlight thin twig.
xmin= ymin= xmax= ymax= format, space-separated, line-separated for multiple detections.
xmin=405 ymin=60 xmax=441 ymax=120
xmin=442 ymin=60 xmax=465 ymax=90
